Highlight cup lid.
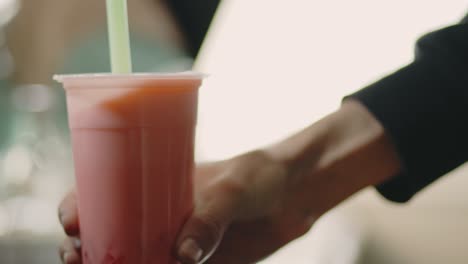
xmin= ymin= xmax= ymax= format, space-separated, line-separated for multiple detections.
xmin=54 ymin=71 xmax=206 ymax=83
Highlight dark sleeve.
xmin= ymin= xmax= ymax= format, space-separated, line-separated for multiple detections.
xmin=348 ymin=14 xmax=468 ymax=202
xmin=165 ymin=0 xmax=222 ymax=58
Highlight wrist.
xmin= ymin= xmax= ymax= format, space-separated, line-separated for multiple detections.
xmin=265 ymin=100 xmax=401 ymax=214
xmin=321 ymin=100 xmax=401 ymax=186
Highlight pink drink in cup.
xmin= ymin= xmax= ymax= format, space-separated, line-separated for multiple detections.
xmin=55 ymin=73 xmax=204 ymax=264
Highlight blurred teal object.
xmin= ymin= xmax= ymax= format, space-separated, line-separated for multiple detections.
xmin=60 ymin=31 xmax=192 ymax=74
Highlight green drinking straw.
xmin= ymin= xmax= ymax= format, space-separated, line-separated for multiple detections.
xmin=106 ymin=0 xmax=133 ymax=73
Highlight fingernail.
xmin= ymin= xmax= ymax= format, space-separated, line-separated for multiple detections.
xmin=59 ymin=210 xmax=65 ymax=224
xmin=59 ymin=210 xmax=68 ymax=225
xmin=73 ymin=238 xmax=81 ymax=249
xmin=63 ymin=252 xmax=73 ymax=263
xmin=178 ymin=238 xmax=203 ymax=263
xmin=64 ymin=252 xmax=80 ymax=264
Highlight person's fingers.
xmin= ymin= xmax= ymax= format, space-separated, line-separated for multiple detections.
xmin=176 ymin=179 xmax=246 ymax=264
xmin=59 ymin=237 xmax=82 ymax=264
xmin=205 ymin=213 xmax=313 ymax=264
xmin=203 ymin=219 xmax=279 ymax=264
xmin=58 ymin=190 xmax=80 ymax=236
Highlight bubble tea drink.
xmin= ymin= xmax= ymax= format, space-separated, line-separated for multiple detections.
xmin=56 ymin=1 xmax=205 ymax=262
xmin=56 ymin=73 xmax=203 ymax=263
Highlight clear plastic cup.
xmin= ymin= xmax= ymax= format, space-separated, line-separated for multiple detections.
xmin=55 ymin=72 xmax=204 ymax=264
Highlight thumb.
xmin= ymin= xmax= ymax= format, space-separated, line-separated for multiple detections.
xmin=176 ymin=183 xmax=244 ymax=264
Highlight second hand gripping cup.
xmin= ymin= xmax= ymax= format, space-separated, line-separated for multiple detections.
xmin=55 ymin=73 xmax=204 ymax=263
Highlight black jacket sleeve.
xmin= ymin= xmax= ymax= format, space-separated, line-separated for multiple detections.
xmin=349 ymin=13 xmax=468 ymax=202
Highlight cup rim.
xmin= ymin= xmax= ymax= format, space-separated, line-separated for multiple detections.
xmin=54 ymin=71 xmax=207 ymax=84
xmin=53 ymin=71 xmax=207 ymax=90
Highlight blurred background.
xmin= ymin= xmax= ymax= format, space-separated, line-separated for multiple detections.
xmin=0 ymin=0 xmax=467 ymax=263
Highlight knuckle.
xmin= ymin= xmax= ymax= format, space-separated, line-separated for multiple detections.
xmin=218 ymin=178 xmax=247 ymax=199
